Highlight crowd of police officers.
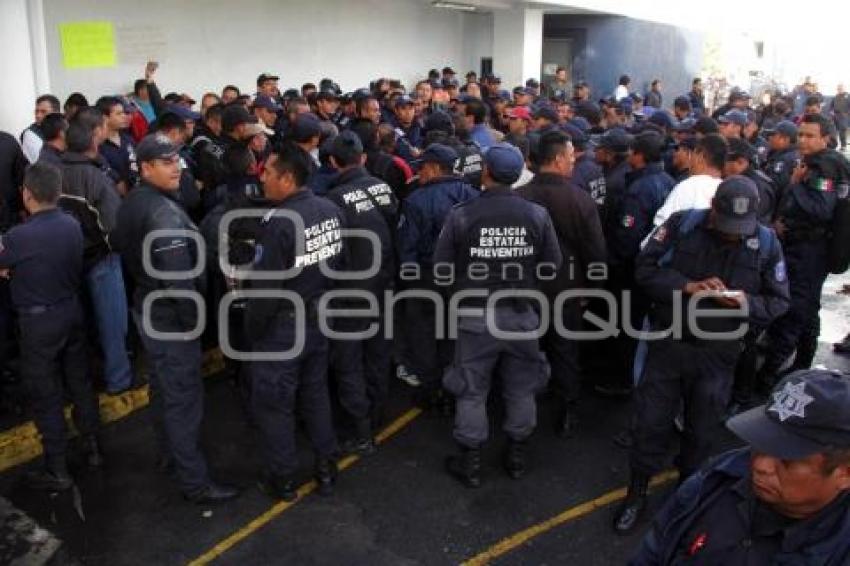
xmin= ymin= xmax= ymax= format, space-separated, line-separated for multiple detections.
xmin=1 ymin=62 xmax=850 ymax=557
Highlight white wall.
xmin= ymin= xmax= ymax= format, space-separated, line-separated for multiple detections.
xmin=493 ymin=7 xmax=543 ymax=88
xmin=0 ymin=0 xmax=38 ymax=135
xmin=461 ymin=12 xmax=493 ymax=78
xmin=40 ymin=0 xmax=473 ymax=100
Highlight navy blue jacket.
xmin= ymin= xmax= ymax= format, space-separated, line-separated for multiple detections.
xmin=398 ymin=175 xmax=478 ymax=268
xmin=776 ymin=150 xmax=840 ymax=238
xmin=636 ymin=210 xmax=789 ymax=339
xmin=631 ymin=448 xmax=850 ymax=565
xmin=244 ymin=190 xmax=345 ymax=338
xmin=571 ymin=152 xmax=607 ymax=207
xmin=608 ymin=162 xmax=675 ymax=265
xmin=763 ymin=147 xmax=799 ymax=197
xmin=433 ymin=185 xmax=563 ymax=295
xmin=325 ymin=167 xmax=399 ymax=293
xmin=0 ymin=208 xmax=83 ymax=310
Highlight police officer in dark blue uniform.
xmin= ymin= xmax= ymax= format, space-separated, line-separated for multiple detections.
xmin=397 ymin=143 xmax=478 ymax=408
xmin=421 ymin=111 xmax=483 ymax=189
xmin=0 ymin=162 xmax=101 ymax=490
xmin=324 ymin=131 xmax=398 ymax=449
xmin=594 ymin=128 xmax=632 ymax=236
xmin=517 ymin=131 xmax=607 ymax=437
xmin=434 ymin=143 xmax=562 ymax=487
xmin=762 ymin=120 xmax=799 ymax=201
xmin=246 ymin=144 xmax=344 ymax=501
xmin=113 ymin=134 xmax=239 ymax=504
xmin=567 ymin=125 xmax=607 ymax=207
xmin=606 ymin=131 xmax=676 ymax=388
xmin=757 ymin=114 xmax=849 ymax=390
xmin=724 ymin=138 xmax=778 ymax=223
xmin=613 ymin=176 xmax=790 ymax=533
xmin=633 ymin=369 xmax=850 ymax=564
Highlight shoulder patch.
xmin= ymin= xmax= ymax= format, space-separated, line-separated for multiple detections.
xmin=652 ymin=225 xmax=668 ymax=242
xmin=622 ymin=215 xmax=635 ymax=228
xmin=746 ymin=237 xmax=760 ymax=250
xmin=773 ymin=162 xmax=784 ymax=174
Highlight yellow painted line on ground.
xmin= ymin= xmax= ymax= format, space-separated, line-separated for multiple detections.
xmin=0 ymin=349 xmax=225 ymax=473
xmin=462 ymin=469 xmax=679 ymax=566
xmin=187 ymin=407 xmax=423 ymax=566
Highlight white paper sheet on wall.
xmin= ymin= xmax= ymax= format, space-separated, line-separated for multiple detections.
xmin=116 ymin=24 xmax=168 ymax=64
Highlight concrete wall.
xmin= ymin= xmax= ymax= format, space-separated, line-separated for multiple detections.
xmin=40 ymin=0 xmax=472 ymax=100
xmin=461 ymin=12 xmax=494 ymax=78
xmin=0 ymin=0 xmax=39 ymax=135
xmin=544 ymin=14 xmax=703 ymax=106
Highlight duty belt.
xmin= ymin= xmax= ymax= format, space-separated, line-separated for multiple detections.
xmin=17 ymin=295 xmax=75 ymax=316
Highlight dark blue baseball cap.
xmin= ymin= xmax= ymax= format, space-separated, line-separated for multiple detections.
xmin=291 ymin=112 xmax=322 ymax=142
xmin=424 ymin=110 xmax=454 ymax=135
xmin=648 ymin=111 xmax=675 ymax=130
xmin=253 ymin=94 xmax=281 ymax=112
xmin=711 ymin=175 xmax=759 ymax=235
xmin=418 ymin=143 xmax=458 ymax=167
xmin=483 ymin=142 xmax=524 ymax=184
xmin=728 ymin=369 xmax=850 ymax=459
xmin=164 ymin=104 xmax=201 ymax=122
xmin=719 ymin=109 xmax=749 ymax=126
xmin=763 ymin=120 xmax=798 ymax=141
xmin=394 ymin=95 xmax=416 ymax=108
xmin=136 ymin=133 xmax=180 ymax=163
xmin=533 ymin=105 xmax=559 ymax=123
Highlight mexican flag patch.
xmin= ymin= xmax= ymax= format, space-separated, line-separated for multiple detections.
xmin=622 ymin=215 xmax=635 ymax=228
xmin=814 ymin=177 xmax=834 ymax=192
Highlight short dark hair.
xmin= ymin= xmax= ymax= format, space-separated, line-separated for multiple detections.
xmin=674 ymin=97 xmax=691 ymax=111
xmin=618 ymin=75 xmax=631 ymax=86
xmin=301 ymin=82 xmax=317 ymax=94
xmin=156 ymin=112 xmax=188 ymax=133
xmin=64 ymin=92 xmax=88 ymax=110
xmin=349 ymin=118 xmax=378 ymax=152
xmin=538 ymin=130 xmax=571 ymax=166
xmin=95 ymin=96 xmax=123 ymax=116
xmin=269 ymin=142 xmax=312 ymax=187
xmin=66 ymin=107 xmax=104 ymax=153
xmin=651 ymin=79 xmax=661 ymax=88
xmin=805 ymin=95 xmax=822 ymax=107
xmin=36 ymin=95 xmax=61 ymax=112
xmin=631 ymin=131 xmax=664 ymax=163
xmin=355 ymin=95 xmax=378 ymax=117
xmin=41 ymin=113 xmax=68 ymax=142
xmin=507 ymin=135 xmax=531 ymax=161
xmin=464 ymin=98 xmax=487 ymax=125
xmin=556 ymin=66 xmax=566 ymax=74
xmin=24 ymin=162 xmax=62 ymax=204
xmin=802 ymin=113 xmax=833 ymax=137
xmin=376 ymin=123 xmax=397 ymax=152
xmin=222 ymin=84 xmax=240 ymax=96
xmin=695 ymin=134 xmax=728 ymax=170
xmin=205 ymin=103 xmax=225 ymax=123
xmin=133 ymin=79 xmax=148 ymax=96
xmin=692 ymin=77 xmax=702 ymax=86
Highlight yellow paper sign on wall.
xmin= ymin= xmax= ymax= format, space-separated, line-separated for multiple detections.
xmin=59 ymin=21 xmax=117 ymax=69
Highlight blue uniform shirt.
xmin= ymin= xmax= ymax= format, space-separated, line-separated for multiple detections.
xmin=0 ymin=208 xmax=83 ymax=309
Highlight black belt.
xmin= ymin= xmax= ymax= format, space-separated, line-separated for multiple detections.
xmin=17 ymin=295 xmax=75 ymax=316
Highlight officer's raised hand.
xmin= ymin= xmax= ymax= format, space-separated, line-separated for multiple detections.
xmin=683 ymin=276 xmax=726 ymax=295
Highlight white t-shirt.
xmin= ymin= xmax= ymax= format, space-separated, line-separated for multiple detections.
xmin=614 ymin=85 xmax=629 ymax=101
xmin=21 ymin=128 xmax=42 ymax=164
xmin=641 ymin=174 xmax=721 ymax=248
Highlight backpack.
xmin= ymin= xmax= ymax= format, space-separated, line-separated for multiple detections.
xmin=657 ymin=208 xmax=775 ymax=270
xmin=828 ymin=181 xmax=850 ymax=274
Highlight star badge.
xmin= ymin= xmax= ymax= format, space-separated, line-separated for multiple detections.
xmin=768 ymin=381 xmax=815 ymax=422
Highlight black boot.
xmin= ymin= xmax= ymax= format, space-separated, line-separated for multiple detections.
xmin=25 ymin=456 xmax=73 ymax=491
xmin=315 ymin=458 xmax=338 ymax=496
xmin=788 ymin=337 xmax=817 ymax=373
xmin=341 ymin=419 xmax=376 ymax=456
xmin=258 ymin=473 xmax=297 ymax=502
xmin=503 ymin=440 xmax=527 ymax=480
xmin=445 ymin=445 xmax=482 ymax=488
xmin=82 ymin=435 xmax=104 ymax=469
xmin=834 ymin=333 xmax=850 ymax=355
xmin=612 ymin=472 xmax=650 ymax=534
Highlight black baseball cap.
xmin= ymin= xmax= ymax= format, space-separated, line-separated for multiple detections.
xmin=533 ymin=106 xmax=559 ymax=123
xmin=418 ymin=143 xmax=458 ymax=167
xmin=675 ymin=136 xmax=698 ymax=151
xmin=728 ymin=369 xmax=850 ymax=459
xmin=256 ymin=72 xmax=280 ymax=87
xmin=525 ymin=78 xmax=541 ymax=89
xmin=423 ymin=111 xmax=454 ymax=135
xmin=316 ymin=90 xmax=339 ymax=102
xmin=719 ymin=109 xmax=749 ymax=126
xmin=394 ymin=95 xmax=415 ymax=108
xmin=596 ymin=128 xmax=633 ymax=153
xmin=711 ymin=175 xmax=759 ymax=235
xmin=442 ymin=66 xmax=456 ymax=75
xmin=136 ymin=133 xmax=180 ymax=163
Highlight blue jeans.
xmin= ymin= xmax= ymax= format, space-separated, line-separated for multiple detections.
xmin=87 ymin=253 xmax=132 ymax=392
